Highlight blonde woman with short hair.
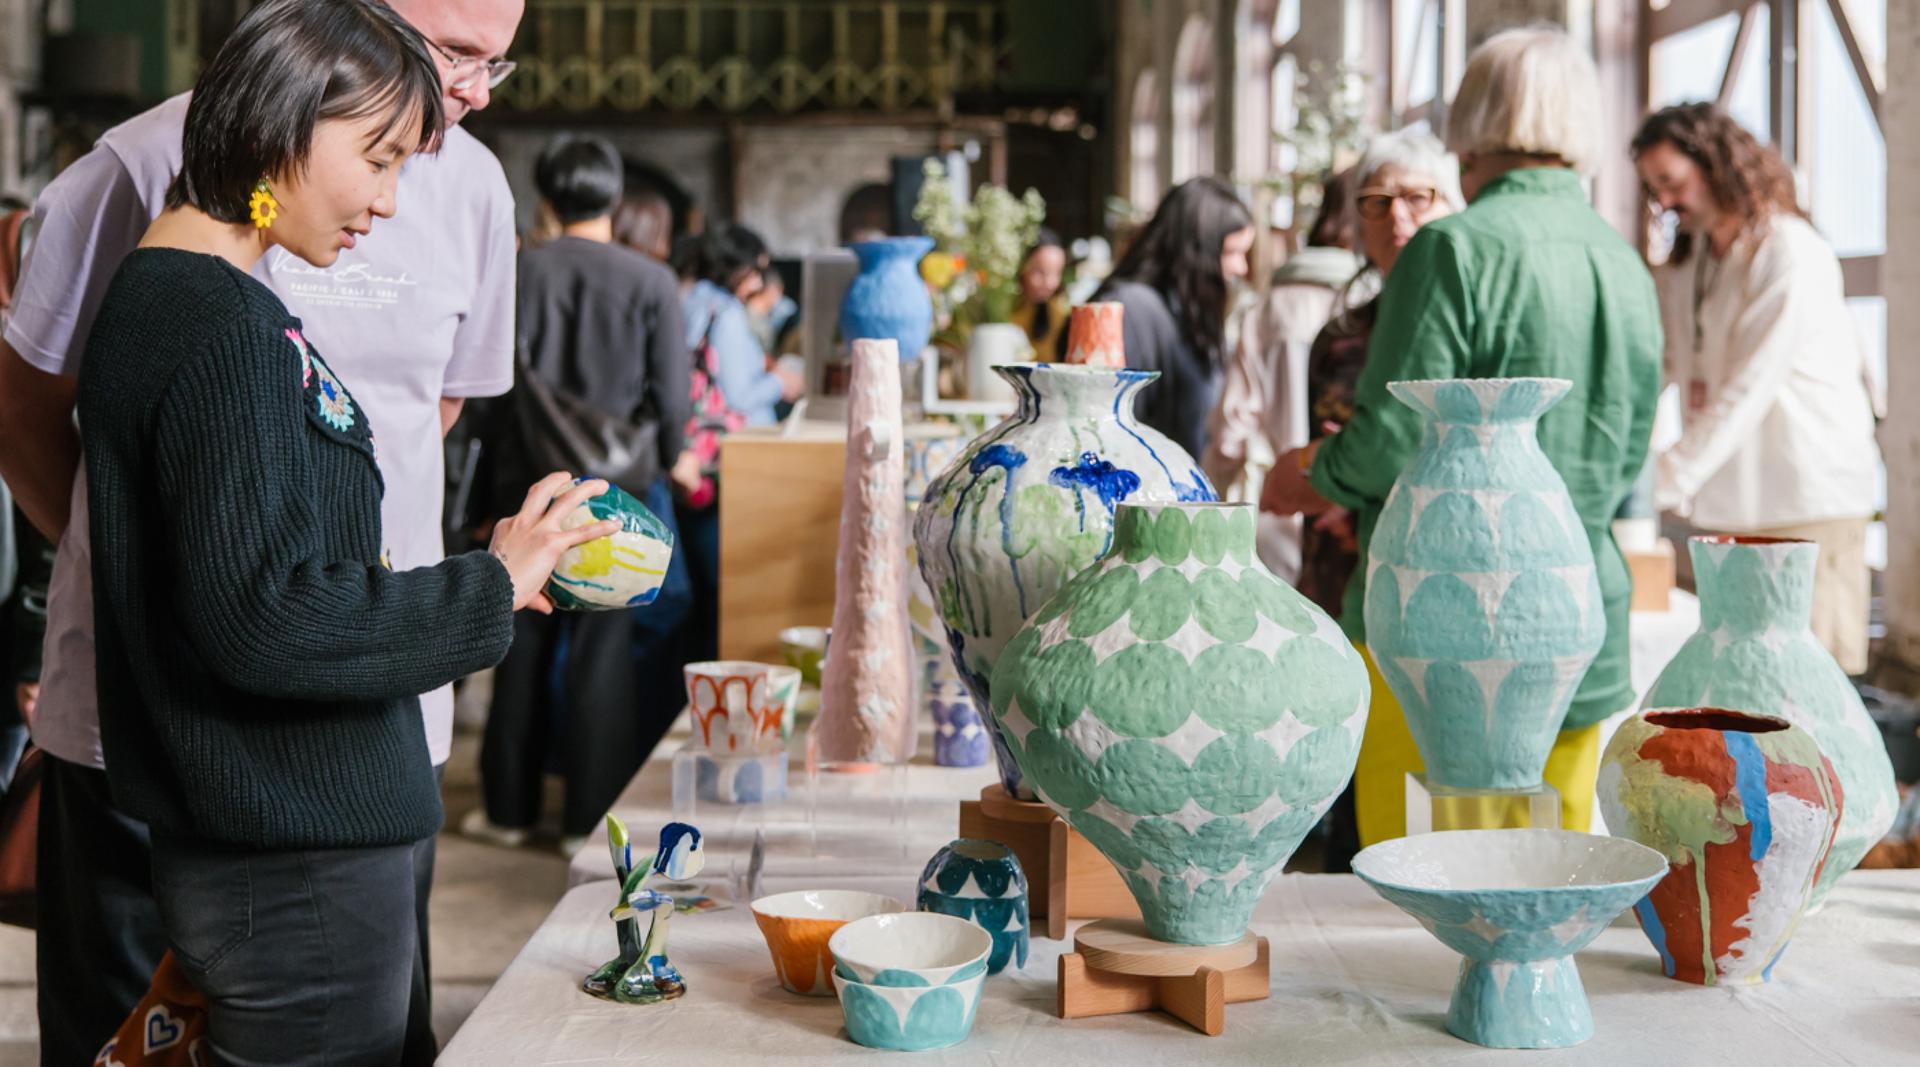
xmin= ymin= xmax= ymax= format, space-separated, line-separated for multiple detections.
xmin=1260 ymin=27 xmax=1662 ymax=846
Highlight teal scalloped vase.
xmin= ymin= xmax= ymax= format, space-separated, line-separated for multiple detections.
xmin=1641 ymin=536 xmax=1898 ymax=909
xmin=989 ymin=502 xmax=1370 ymax=944
xmin=1362 ymin=378 xmax=1605 ymax=790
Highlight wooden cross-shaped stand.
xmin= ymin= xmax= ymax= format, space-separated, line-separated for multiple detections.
xmin=1056 ymin=920 xmax=1270 ymax=1036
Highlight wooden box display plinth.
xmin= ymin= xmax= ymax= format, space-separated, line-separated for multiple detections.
xmin=1057 ymin=920 xmax=1270 ymax=1036
xmin=957 ymin=785 xmax=1139 ymax=939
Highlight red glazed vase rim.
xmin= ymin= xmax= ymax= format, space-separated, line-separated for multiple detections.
xmin=1643 ymin=706 xmax=1791 ymax=734
xmin=1691 ymin=535 xmax=1812 ymax=547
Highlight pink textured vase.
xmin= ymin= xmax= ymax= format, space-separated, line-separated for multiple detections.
xmin=1064 ymin=302 xmax=1123 ymax=367
xmin=814 ymin=338 xmax=916 ymax=764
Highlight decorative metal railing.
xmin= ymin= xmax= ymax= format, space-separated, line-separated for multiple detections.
xmin=497 ymin=0 xmax=1006 ymax=113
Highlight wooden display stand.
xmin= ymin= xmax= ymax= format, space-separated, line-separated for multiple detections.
xmin=1057 ymin=920 xmax=1270 ymax=1036
xmin=957 ymin=785 xmax=1139 ymax=939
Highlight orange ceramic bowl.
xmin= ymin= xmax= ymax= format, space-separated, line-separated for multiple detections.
xmin=750 ymin=890 xmax=907 ymax=996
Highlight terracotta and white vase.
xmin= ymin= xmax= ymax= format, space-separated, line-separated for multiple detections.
xmin=1597 ymin=707 xmax=1842 ymax=984
xmin=990 ymin=502 xmax=1370 ymax=944
xmin=1641 ymin=536 xmax=1897 ymax=908
xmin=914 ymin=359 xmax=1216 ymax=797
xmin=1063 ymin=301 xmax=1123 ymax=367
xmin=1362 ymin=378 xmax=1605 ymax=789
xmin=814 ymin=338 xmax=916 ymax=764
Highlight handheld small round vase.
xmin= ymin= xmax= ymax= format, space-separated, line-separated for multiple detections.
xmin=917 ymin=839 xmax=1030 ymax=974
xmin=1362 ymin=378 xmax=1605 ymax=789
xmin=1596 ymin=707 xmax=1841 ymax=985
xmin=841 ymin=237 xmax=935 ymax=362
xmin=545 ymin=483 xmax=675 ymax=610
xmin=1642 ymin=536 xmax=1896 ymax=909
xmin=914 ymin=362 xmax=1216 ymax=799
xmin=989 ymin=501 xmax=1369 ymax=945
xmin=1353 ymin=829 xmax=1668 ymax=1049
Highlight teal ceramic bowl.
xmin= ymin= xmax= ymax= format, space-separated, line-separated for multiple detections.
xmin=832 ymin=969 xmax=984 ymax=1051
xmin=1354 ymin=829 xmax=1667 ymax=1050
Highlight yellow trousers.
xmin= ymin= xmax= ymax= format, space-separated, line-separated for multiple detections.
xmin=1354 ymin=645 xmax=1601 ymax=847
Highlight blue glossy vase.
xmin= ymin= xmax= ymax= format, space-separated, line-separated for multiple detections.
xmin=842 ymin=237 xmax=935 ymax=361
xmin=1362 ymin=378 xmax=1604 ymax=790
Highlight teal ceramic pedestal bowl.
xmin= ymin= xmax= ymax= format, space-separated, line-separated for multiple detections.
xmin=1354 ymin=829 xmax=1667 ymax=1049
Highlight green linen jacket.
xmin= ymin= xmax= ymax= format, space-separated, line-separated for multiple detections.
xmin=1308 ymin=167 xmax=1663 ymax=730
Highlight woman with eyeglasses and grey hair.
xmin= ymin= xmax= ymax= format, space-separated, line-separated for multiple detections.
xmin=1261 ymin=27 xmax=1662 ymax=850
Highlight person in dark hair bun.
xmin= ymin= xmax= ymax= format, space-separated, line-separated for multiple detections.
xmin=534 ymin=134 xmax=625 ymax=225
xmin=467 ymin=134 xmax=698 ymax=858
xmin=72 ymin=2 xmax=605 ymax=1061
xmin=1093 ymin=177 xmax=1256 ymax=457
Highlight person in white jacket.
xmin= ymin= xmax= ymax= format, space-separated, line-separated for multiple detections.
xmin=1633 ymin=102 xmax=1882 ymax=673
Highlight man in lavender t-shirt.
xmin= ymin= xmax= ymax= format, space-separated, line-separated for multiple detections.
xmin=0 ymin=3 xmax=527 ymax=1061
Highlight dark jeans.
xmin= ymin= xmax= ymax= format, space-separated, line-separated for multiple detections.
xmin=482 ymin=481 xmax=693 ymax=836
xmin=152 ymin=836 xmax=417 ymax=1066
xmin=36 ymin=756 xmax=443 ymax=1066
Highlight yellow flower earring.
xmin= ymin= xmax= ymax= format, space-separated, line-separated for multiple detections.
xmin=249 ymin=178 xmax=279 ymax=229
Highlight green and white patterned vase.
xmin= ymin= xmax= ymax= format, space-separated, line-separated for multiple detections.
xmin=914 ymin=363 xmax=1215 ymax=799
xmin=989 ymin=502 xmax=1369 ymax=944
xmin=1363 ymin=378 xmax=1605 ymax=790
xmin=1642 ymin=536 xmax=1897 ymax=909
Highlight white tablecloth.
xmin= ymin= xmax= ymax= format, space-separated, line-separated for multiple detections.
xmin=443 ymin=867 xmax=1920 ymax=1065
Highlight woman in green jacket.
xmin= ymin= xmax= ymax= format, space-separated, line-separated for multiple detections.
xmin=1261 ymin=27 xmax=1662 ymax=845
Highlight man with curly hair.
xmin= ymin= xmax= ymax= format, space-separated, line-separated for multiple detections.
xmin=1633 ymin=102 xmax=1882 ymax=674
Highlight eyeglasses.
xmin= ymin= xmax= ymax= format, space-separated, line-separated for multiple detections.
xmin=426 ymin=36 xmax=516 ymax=91
xmin=1355 ymin=187 xmax=1438 ymax=221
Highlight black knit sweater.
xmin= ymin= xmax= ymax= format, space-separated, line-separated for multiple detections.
xmin=78 ymin=248 xmax=515 ymax=849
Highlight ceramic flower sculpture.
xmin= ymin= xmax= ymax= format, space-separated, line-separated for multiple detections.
xmin=583 ymin=817 xmax=705 ymax=1004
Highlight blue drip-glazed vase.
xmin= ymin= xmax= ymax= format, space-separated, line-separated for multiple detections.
xmin=841 ymin=237 xmax=935 ymax=362
xmin=1362 ymin=378 xmax=1605 ymax=790
xmin=912 ymin=363 xmax=1216 ymax=798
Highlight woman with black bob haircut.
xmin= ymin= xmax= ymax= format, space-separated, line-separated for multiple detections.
xmin=1094 ymin=176 xmax=1255 ymax=457
xmin=77 ymin=1 xmax=614 ymax=1060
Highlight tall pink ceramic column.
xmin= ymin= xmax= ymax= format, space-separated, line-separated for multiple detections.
xmin=1065 ymin=301 xmax=1124 ymax=367
xmin=814 ymin=338 xmax=916 ymax=764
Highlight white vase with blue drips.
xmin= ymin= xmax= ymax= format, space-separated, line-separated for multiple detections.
xmin=912 ymin=359 xmax=1214 ymax=798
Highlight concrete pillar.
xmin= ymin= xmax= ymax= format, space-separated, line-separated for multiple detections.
xmin=1880 ymin=0 xmax=1920 ymax=678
